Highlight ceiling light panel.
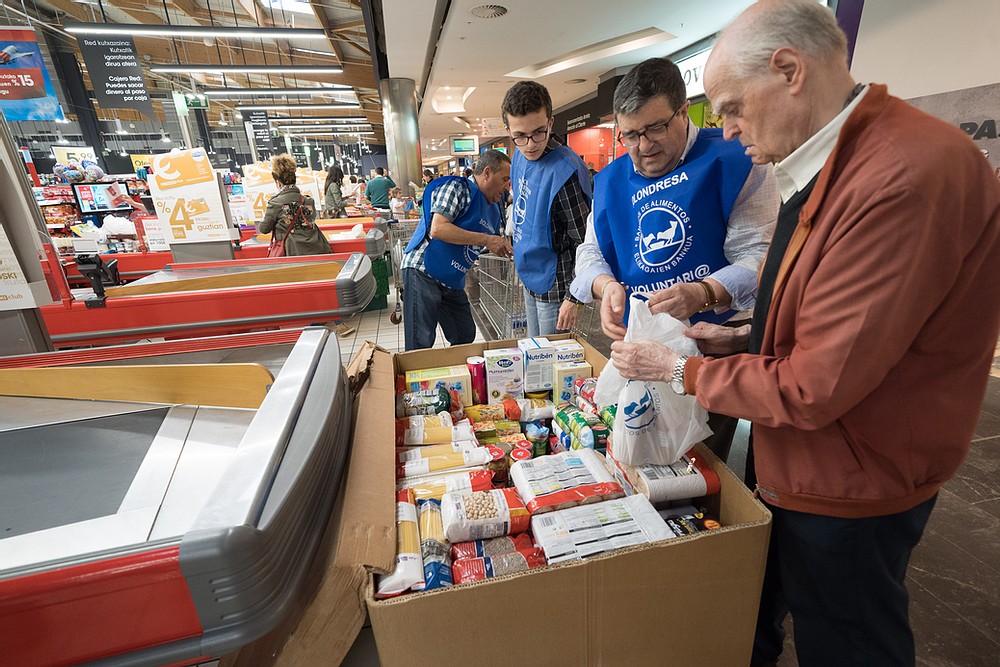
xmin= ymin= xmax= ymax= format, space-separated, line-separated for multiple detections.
xmin=236 ymin=103 xmax=361 ymax=111
xmin=506 ymin=27 xmax=675 ymax=78
xmin=65 ymin=22 xmax=327 ymax=40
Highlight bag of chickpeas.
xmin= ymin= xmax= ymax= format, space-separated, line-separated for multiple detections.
xmin=440 ymin=488 xmax=530 ymax=543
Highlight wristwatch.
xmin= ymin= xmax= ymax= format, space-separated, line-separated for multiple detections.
xmin=670 ymin=355 xmax=689 ymax=395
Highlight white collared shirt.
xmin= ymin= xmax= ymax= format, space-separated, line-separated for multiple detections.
xmin=773 ymin=85 xmax=870 ymax=203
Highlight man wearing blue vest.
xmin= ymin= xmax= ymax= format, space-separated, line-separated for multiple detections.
xmin=400 ymin=149 xmax=512 ymax=351
xmin=571 ymin=57 xmax=779 ymax=461
xmin=503 ymin=81 xmax=593 ymax=337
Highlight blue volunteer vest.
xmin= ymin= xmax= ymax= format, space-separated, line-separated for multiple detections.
xmin=593 ymin=128 xmax=752 ymax=324
xmin=404 ymin=176 xmax=501 ymax=290
xmin=510 ymin=145 xmax=592 ymax=294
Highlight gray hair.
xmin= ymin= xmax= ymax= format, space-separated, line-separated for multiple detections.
xmin=613 ymin=57 xmax=687 ymax=117
xmin=720 ymin=0 xmax=847 ymax=78
xmin=473 ymin=149 xmax=511 ymax=175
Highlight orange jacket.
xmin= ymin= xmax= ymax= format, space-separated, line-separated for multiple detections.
xmin=688 ymin=84 xmax=1000 ymax=518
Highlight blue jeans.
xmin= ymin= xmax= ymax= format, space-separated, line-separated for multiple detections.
xmin=524 ymin=288 xmax=566 ymax=337
xmin=403 ymin=268 xmax=477 ymax=351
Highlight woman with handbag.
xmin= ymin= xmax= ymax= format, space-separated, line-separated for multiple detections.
xmin=323 ymin=165 xmax=347 ymax=218
xmin=257 ymin=154 xmax=332 ymax=257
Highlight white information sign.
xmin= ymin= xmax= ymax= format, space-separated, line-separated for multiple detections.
xmin=0 ymin=223 xmax=51 ymax=309
xmin=147 ymin=148 xmax=231 ymax=244
xmin=241 ymin=161 xmax=277 ymax=224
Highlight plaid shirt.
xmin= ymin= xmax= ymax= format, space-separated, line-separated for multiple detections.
xmin=528 ymin=137 xmax=592 ymax=303
xmin=400 ymin=177 xmax=473 ymax=275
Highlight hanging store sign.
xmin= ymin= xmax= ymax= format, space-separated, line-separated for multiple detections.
xmin=0 ymin=27 xmax=65 ymax=121
xmin=147 ymin=148 xmax=231 ymax=244
xmin=247 ymin=110 xmax=274 ymax=155
xmin=76 ymin=35 xmax=154 ymax=118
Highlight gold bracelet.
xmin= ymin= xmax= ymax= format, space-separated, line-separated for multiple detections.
xmin=600 ymin=279 xmax=619 ymax=299
xmin=696 ymin=280 xmax=719 ymax=313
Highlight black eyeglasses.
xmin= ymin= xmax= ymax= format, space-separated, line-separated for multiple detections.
xmin=617 ymin=106 xmax=684 ymax=148
xmin=510 ymin=126 xmax=550 ymax=147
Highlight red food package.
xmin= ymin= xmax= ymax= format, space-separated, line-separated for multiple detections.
xmin=451 ymin=533 xmax=535 ymax=561
xmin=452 ymin=547 xmax=547 ymax=584
xmin=503 ymin=397 xmax=522 ymax=421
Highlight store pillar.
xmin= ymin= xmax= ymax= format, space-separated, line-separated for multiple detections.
xmin=379 ymin=78 xmax=422 ymax=198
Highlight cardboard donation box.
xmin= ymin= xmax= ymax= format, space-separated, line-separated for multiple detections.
xmin=225 ymin=336 xmax=771 ymax=667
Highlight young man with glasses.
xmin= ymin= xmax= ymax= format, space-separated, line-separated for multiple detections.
xmin=502 ymin=81 xmax=592 ymax=337
xmin=570 ymin=56 xmax=779 ymax=462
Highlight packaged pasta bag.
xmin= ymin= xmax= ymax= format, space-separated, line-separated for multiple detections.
xmin=397 ymin=387 xmax=451 ymax=417
xmin=397 ymin=440 xmax=480 ymax=463
xmin=401 ymin=469 xmax=495 ymax=502
xmin=401 ymin=419 xmax=475 ymax=446
xmin=464 ymin=403 xmax=507 ymax=423
xmin=441 ymin=488 xmax=531 ymax=543
xmin=451 ymin=532 xmax=535 ymax=561
xmin=451 ymin=547 xmax=547 ymax=584
xmin=510 ymin=449 xmax=624 ymax=515
xmin=395 ymin=412 xmax=453 ymax=439
xmin=417 ymin=498 xmax=452 ymax=591
xmin=396 ymin=445 xmax=502 ymax=479
xmin=375 ymin=488 xmax=424 ymax=598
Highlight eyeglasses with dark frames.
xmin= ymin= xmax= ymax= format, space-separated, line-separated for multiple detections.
xmin=617 ymin=106 xmax=684 ymax=148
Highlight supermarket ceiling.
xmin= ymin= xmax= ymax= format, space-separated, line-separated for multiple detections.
xmin=3 ymin=0 xmax=758 ymax=159
xmin=379 ymin=0 xmax=760 ymax=161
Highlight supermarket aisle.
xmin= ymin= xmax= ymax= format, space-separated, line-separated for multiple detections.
xmin=335 ymin=284 xmax=487 ymax=365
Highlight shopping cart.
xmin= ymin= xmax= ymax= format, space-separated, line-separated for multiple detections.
xmin=473 ymin=254 xmax=527 ymax=340
xmin=387 ymin=218 xmax=421 ymax=324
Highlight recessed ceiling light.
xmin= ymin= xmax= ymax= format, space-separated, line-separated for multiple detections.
xmin=469 ymin=4 xmax=508 ymax=19
xmin=507 ymin=27 xmax=675 ymax=79
xmin=565 ymin=78 xmax=587 ymax=84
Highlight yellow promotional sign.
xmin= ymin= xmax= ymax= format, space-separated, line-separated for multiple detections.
xmin=149 ymin=148 xmax=215 ymax=191
xmin=130 ymin=154 xmax=153 ymax=171
xmin=146 ymin=148 xmax=231 ymax=244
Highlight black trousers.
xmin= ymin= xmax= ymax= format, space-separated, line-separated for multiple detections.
xmin=752 ymin=495 xmax=937 ymax=666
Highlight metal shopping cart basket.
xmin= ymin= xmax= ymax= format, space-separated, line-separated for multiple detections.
xmin=387 ymin=217 xmax=421 ymax=324
xmin=472 ymin=253 xmax=527 ymax=340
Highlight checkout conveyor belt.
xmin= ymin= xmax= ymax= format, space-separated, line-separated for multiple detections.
xmin=0 ymin=328 xmax=353 ymax=666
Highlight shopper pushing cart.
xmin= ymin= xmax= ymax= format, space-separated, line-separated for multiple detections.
xmin=397 ymin=149 xmax=512 ymax=351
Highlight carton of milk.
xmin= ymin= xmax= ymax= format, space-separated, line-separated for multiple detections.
xmin=554 ymin=361 xmax=593 ymax=403
xmin=517 ymin=337 xmax=558 ymax=392
xmin=553 ymin=341 xmax=585 ymax=363
xmin=405 ymin=365 xmax=473 ymax=406
xmin=483 ymin=348 xmax=524 ymax=404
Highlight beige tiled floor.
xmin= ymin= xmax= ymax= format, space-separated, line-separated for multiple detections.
xmin=335 ymin=285 xmax=487 ymax=365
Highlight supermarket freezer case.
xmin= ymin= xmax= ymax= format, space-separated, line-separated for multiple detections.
xmin=0 ymin=328 xmax=352 ymax=666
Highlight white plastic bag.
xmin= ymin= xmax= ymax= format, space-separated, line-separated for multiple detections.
xmin=596 ymin=293 xmax=712 ymax=465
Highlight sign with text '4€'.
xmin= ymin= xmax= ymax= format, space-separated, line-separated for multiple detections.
xmin=147 ymin=148 xmax=229 ymax=244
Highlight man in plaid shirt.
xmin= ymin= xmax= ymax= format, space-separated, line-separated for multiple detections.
xmin=400 ymin=150 xmax=512 ymax=350
xmin=503 ymin=81 xmax=592 ymax=337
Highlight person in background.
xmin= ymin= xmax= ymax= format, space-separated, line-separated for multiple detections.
xmin=365 ymin=167 xmax=395 ymax=210
xmin=400 ymin=149 xmax=512 ymax=351
xmin=343 ymin=174 xmax=361 ymax=207
xmin=390 ymin=187 xmax=407 ymax=218
xmin=570 ymin=56 xmax=779 ymax=462
xmin=502 ymin=80 xmax=592 ymax=337
xmin=323 ymin=165 xmax=347 ymax=218
xmin=586 ymin=161 xmax=598 ymax=186
xmin=609 ymin=2 xmax=1000 ymax=664
xmin=257 ymin=153 xmax=332 ymax=256
xmin=463 ymin=167 xmax=474 ymax=178
xmin=357 ymin=176 xmax=367 ymax=206
xmin=412 ymin=169 xmax=435 ymax=206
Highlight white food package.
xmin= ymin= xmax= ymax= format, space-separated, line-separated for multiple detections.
xmin=531 ymin=494 xmax=673 ymax=564
xmin=594 ymin=293 xmax=712 ymax=465
xmin=440 ymin=488 xmax=530 ymax=543
xmin=509 ymin=449 xmax=624 ymax=515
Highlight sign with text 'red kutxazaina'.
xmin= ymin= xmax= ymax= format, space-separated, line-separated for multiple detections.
xmin=77 ymin=36 xmax=153 ymax=118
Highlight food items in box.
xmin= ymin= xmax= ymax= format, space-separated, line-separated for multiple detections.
xmin=397 ymin=387 xmax=451 ymax=417
xmin=417 ymin=498 xmax=452 ymax=591
xmin=530 ymin=494 xmax=673 ymax=564
xmin=397 ymin=441 xmax=480 ymax=463
xmin=451 ymin=533 xmax=535 ymax=561
xmin=503 ymin=396 xmax=556 ymax=422
xmin=452 ymin=548 xmax=547 ymax=584
xmin=607 ymin=449 xmax=721 ymax=504
xmin=397 ymin=445 xmax=501 ymax=479
xmin=484 ymin=348 xmax=524 ymax=403
xmin=375 ymin=489 xmax=424 ymax=598
xmin=518 ymin=337 xmax=556 ymax=392
xmin=464 ymin=403 xmax=506 ymax=423
xmin=405 ymin=365 xmax=473 ymax=407
xmin=396 ymin=412 xmax=453 ymax=438
xmin=510 ymin=449 xmax=624 ymax=514
xmin=441 ymin=488 xmax=530 ymax=543
xmin=554 ymin=361 xmax=592 ymax=403
xmin=400 ymin=469 xmax=495 ymax=502
xmin=663 ymin=511 xmax=722 ymax=536
xmin=554 ymin=403 xmax=609 ymax=450
xmin=401 ymin=419 xmax=475 ymax=445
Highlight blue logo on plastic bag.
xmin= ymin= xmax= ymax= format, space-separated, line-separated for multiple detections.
xmin=622 ymin=387 xmax=655 ymax=429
